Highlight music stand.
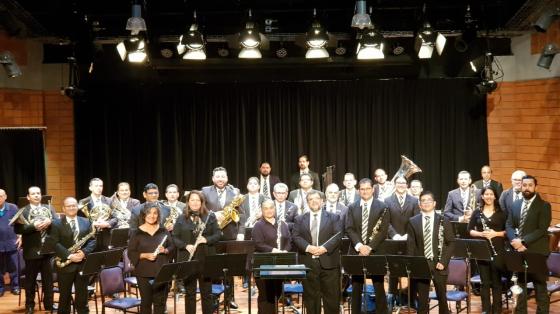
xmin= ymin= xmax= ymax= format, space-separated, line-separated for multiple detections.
xmin=341 ymin=255 xmax=387 ymax=313
xmin=203 ymin=253 xmax=247 ymax=314
xmin=386 ymin=255 xmax=431 ymax=314
xmin=377 ymin=239 xmax=407 ymax=255
xmin=108 ymin=228 xmax=130 ymax=249
xmin=504 ymin=250 xmax=548 ymax=312
xmin=451 ymin=222 xmax=469 ymax=239
xmin=215 ymin=240 xmax=254 ymax=313
xmin=253 ymin=252 xmax=300 ymax=314
xmin=80 ymin=249 xmax=124 ymax=276
xmin=153 ymin=261 xmax=200 ymax=314
xmin=244 ymin=228 xmax=253 ymax=240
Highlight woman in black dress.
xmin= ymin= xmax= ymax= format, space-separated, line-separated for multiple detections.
xmin=468 ymin=186 xmax=507 ymax=314
xmin=172 ymin=190 xmax=221 ymax=314
xmin=128 ymin=202 xmax=175 ymax=314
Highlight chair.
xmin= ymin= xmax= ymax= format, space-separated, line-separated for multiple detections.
xmin=344 ymin=283 xmax=375 ymax=314
xmin=470 ymin=274 xmax=510 ymax=309
xmin=430 ymin=259 xmax=469 ymax=313
xmin=17 ymin=248 xmax=42 ymax=310
xmin=527 ymin=251 xmax=560 ymax=303
xmin=284 ymin=281 xmax=305 ymax=313
xmin=122 ymin=249 xmax=139 ymax=296
xmin=98 ymin=266 xmax=141 ymax=314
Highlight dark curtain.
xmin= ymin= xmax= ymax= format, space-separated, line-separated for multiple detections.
xmin=75 ymin=79 xmax=488 ymax=205
xmin=0 ymin=129 xmax=46 ymax=203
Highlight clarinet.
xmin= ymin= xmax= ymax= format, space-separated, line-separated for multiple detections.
xmin=276 ymin=218 xmax=283 ymax=250
xmin=479 ymin=211 xmax=498 ymax=257
xmin=437 ymin=215 xmax=444 ymax=262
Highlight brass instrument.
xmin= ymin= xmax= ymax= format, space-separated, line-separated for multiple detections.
xmin=367 ymin=208 xmax=388 ymax=247
xmin=188 ymin=213 xmax=211 ymax=261
xmin=383 ymin=155 xmax=423 ymax=199
xmin=464 ymin=184 xmax=478 ymax=222
xmin=437 ymin=215 xmax=444 ymax=262
xmin=479 ymin=212 xmax=498 ymax=257
xmin=10 ymin=201 xmax=54 ymax=244
xmin=510 ymin=274 xmax=523 ymax=309
xmin=164 ymin=203 xmax=181 ymax=229
xmin=55 ymin=224 xmax=96 ymax=268
xmin=110 ymin=193 xmax=131 ymax=228
xmin=218 ymin=194 xmax=245 ymax=229
xmin=153 ymin=235 xmax=168 ymax=257
xmin=80 ymin=200 xmax=112 ymax=228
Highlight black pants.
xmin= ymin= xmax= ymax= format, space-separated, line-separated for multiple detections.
xmin=351 ymin=274 xmax=387 ymax=314
xmin=303 ymin=259 xmax=340 ymax=314
xmin=137 ymin=277 xmax=168 ymax=314
xmin=57 ymin=270 xmax=89 ymax=314
xmin=478 ymin=260 xmax=503 ymax=314
xmin=255 ymin=278 xmax=282 ymax=313
xmin=0 ymin=250 xmax=19 ymax=291
xmin=516 ymin=271 xmax=550 ymax=314
xmin=24 ymin=256 xmax=53 ymax=309
xmin=411 ymin=262 xmax=449 ymax=314
xmin=184 ymin=274 xmax=213 ymax=314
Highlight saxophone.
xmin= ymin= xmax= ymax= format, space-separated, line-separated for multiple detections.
xmin=367 ymin=208 xmax=388 ymax=248
xmin=55 ymin=224 xmax=96 ymax=268
xmin=188 ymin=213 xmax=211 ymax=261
xmin=219 ymin=194 xmax=245 ymax=229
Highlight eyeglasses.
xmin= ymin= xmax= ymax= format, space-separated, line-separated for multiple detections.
xmin=420 ymin=200 xmax=434 ymax=204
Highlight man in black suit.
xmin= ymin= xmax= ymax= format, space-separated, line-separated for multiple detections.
xmin=128 ymin=183 xmax=171 ymax=232
xmin=407 ymin=191 xmax=454 ymax=314
xmin=288 ymin=173 xmax=324 ymax=215
xmin=272 ymin=183 xmax=298 ymax=230
xmin=238 ymin=177 xmax=267 ymax=231
xmin=48 ymin=197 xmax=96 ymax=314
xmin=384 ymin=177 xmax=420 ymax=304
xmin=289 ymin=155 xmax=321 ymax=191
xmin=374 ymin=168 xmax=394 ymax=201
xmin=339 ymin=173 xmax=360 ymax=207
xmin=408 ymin=179 xmax=423 ymax=198
xmin=109 ymin=182 xmax=141 ymax=229
xmin=499 ymin=170 xmax=526 ymax=217
xmin=0 ymin=189 xmax=20 ymax=296
xmin=293 ymin=190 xmax=342 ymax=314
xmin=13 ymin=186 xmax=58 ymax=313
xmin=78 ymin=178 xmax=115 ymax=251
xmin=473 ymin=165 xmax=504 ymax=197
xmin=346 ymin=178 xmax=390 ymax=314
xmin=443 ymin=171 xmax=480 ymax=223
xmin=324 ymin=183 xmax=349 ymax=230
xmin=258 ymin=162 xmax=280 ymax=200
xmin=506 ymin=175 xmax=551 ymax=313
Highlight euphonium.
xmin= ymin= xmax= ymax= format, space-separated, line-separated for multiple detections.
xmin=383 ymin=155 xmax=423 ymax=198
xmin=219 ymin=194 xmax=245 ymax=229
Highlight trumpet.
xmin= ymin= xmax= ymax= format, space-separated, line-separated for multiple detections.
xmin=153 ymin=235 xmax=168 ymax=257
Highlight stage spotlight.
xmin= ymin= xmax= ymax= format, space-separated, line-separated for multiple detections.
xmin=356 ymin=26 xmax=384 ymax=60
xmin=537 ymin=43 xmax=559 ymax=69
xmin=534 ymin=8 xmax=560 ymax=32
xmin=126 ymin=4 xmax=147 ymax=35
xmin=414 ymin=21 xmax=446 ymax=59
xmin=454 ymin=5 xmax=477 ymax=52
xmin=306 ymin=9 xmax=329 ymax=59
xmin=475 ymin=52 xmax=499 ymax=94
xmin=177 ymin=12 xmax=206 ymax=60
xmin=0 ymin=51 xmax=22 ymax=78
xmin=351 ymin=0 xmax=372 ymax=29
xmin=238 ymin=10 xmax=262 ymax=59
xmin=475 ymin=80 xmax=497 ymax=94
xmin=116 ymin=35 xmax=148 ymax=63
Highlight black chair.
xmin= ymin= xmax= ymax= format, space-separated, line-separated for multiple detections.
xmin=122 ymin=249 xmax=139 ymax=296
xmin=98 ymin=266 xmax=141 ymax=314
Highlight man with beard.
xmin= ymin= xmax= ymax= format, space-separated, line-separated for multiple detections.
xmin=289 ymin=173 xmax=324 ymax=215
xmin=289 ymin=155 xmax=321 ymax=191
xmin=373 ymin=169 xmax=393 ymax=201
xmin=499 ymin=170 xmax=526 ymax=217
xmin=506 ymin=175 xmax=551 ymax=313
xmin=258 ymin=162 xmax=280 ymax=200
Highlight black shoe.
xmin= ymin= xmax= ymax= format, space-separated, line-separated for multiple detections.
xmin=228 ymin=300 xmax=238 ymax=309
xmin=11 ymin=288 xmax=20 ymax=295
xmin=0 ymin=291 xmax=4 ymax=297
xmin=25 ymin=307 xmax=34 ymax=314
xmin=44 ymin=304 xmax=58 ymax=311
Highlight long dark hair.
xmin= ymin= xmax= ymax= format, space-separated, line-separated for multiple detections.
xmin=139 ymin=202 xmax=161 ymax=225
xmin=479 ymin=186 xmax=502 ymax=212
xmin=185 ymin=190 xmax=209 ymax=219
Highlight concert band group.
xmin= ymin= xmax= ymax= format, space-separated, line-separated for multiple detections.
xmin=0 ymin=155 xmax=553 ymax=314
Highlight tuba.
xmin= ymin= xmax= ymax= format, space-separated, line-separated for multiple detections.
xmin=219 ymin=194 xmax=245 ymax=230
xmin=382 ymin=155 xmax=423 ymax=199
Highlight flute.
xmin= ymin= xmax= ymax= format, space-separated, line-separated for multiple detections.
xmin=153 ymin=235 xmax=168 ymax=257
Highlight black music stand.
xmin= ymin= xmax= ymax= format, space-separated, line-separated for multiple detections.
xmin=504 ymin=250 xmax=548 ymax=312
xmin=253 ymin=252 xmax=300 ymax=314
xmin=386 ymin=255 xmax=431 ymax=314
xmin=451 ymin=222 xmax=469 ymax=239
xmin=216 ymin=240 xmax=255 ymax=313
xmin=341 ymin=255 xmax=387 ymax=313
xmin=80 ymin=249 xmax=124 ymax=276
xmin=204 ymin=253 xmax=248 ymax=314
xmin=108 ymin=228 xmax=130 ymax=249
xmin=244 ymin=228 xmax=253 ymax=240
xmin=377 ymin=239 xmax=407 ymax=255
xmin=153 ymin=261 xmax=200 ymax=314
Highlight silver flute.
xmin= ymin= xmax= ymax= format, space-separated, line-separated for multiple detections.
xmin=153 ymin=235 xmax=168 ymax=257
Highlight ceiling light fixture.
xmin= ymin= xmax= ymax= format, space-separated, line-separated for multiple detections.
xmin=414 ymin=4 xmax=446 ymax=59
xmin=534 ymin=8 xmax=560 ymax=32
xmin=239 ymin=9 xmax=262 ymax=59
xmin=0 ymin=51 xmax=22 ymax=77
xmin=537 ymin=43 xmax=559 ymax=69
xmin=475 ymin=52 xmax=500 ymax=94
xmin=177 ymin=11 xmax=206 ymax=60
xmin=116 ymin=34 xmax=148 ymax=63
xmin=126 ymin=4 xmax=147 ymax=35
xmin=306 ymin=9 xmax=329 ymax=59
xmin=351 ymin=0 xmax=372 ymax=29
xmin=356 ymin=26 xmax=385 ymax=60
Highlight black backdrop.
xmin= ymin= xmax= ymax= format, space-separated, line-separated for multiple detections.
xmin=0 ymin=129 xmax=46 ymax=203
xmin=75 ymin=78 xmax=488 ymax=204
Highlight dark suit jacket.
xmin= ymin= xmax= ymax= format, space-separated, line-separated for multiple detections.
xmin=238 ymin=194 xmax=267 ymax=232
xmin=128 ymin=202 xmax=171 ymax=232
xmin=287 ymin=189 xmax=324 ymax=211
xmin=290 ymin=171 xmax=321 ymax=191
xmin=505 ymin=194 xmax=551 ymax=255
xmin=406 ymin=213 xmax=455 ymax=274
xmin=345 ymin=198 xmax=390 ymax=254
xmin=499 ymin=188 xmax=521 ymax=217
xmin=0 ymin=202 xmax=18 ymax=251
xmin=339 ymin=189 xmax=360 ymax=207
xmin=292 ymin=209 xmax=342 ymax=269
xmin=473 ymin=179 xmax=504 ymax=197
xmin=259 ymin=175 xmax=281 ymax=199
xmin=48 ymin=216 xmax=97 ymax=273
xmin=325 ymin=202 xmax=348 ymax=233
xmin=275 ymin=200 xmax=298 ymax=231
xmin=443 ymin=188 xmax=481 ymax=221
xmin=14 ymin=204 xmax=58 ymax=260
xmin=172 ymin=213 xmax=221 ymax=262
xmin=384 ymin=194 xmax=420 ymax=238
xmin=202 ymin=185 xmax=242 ymax=240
